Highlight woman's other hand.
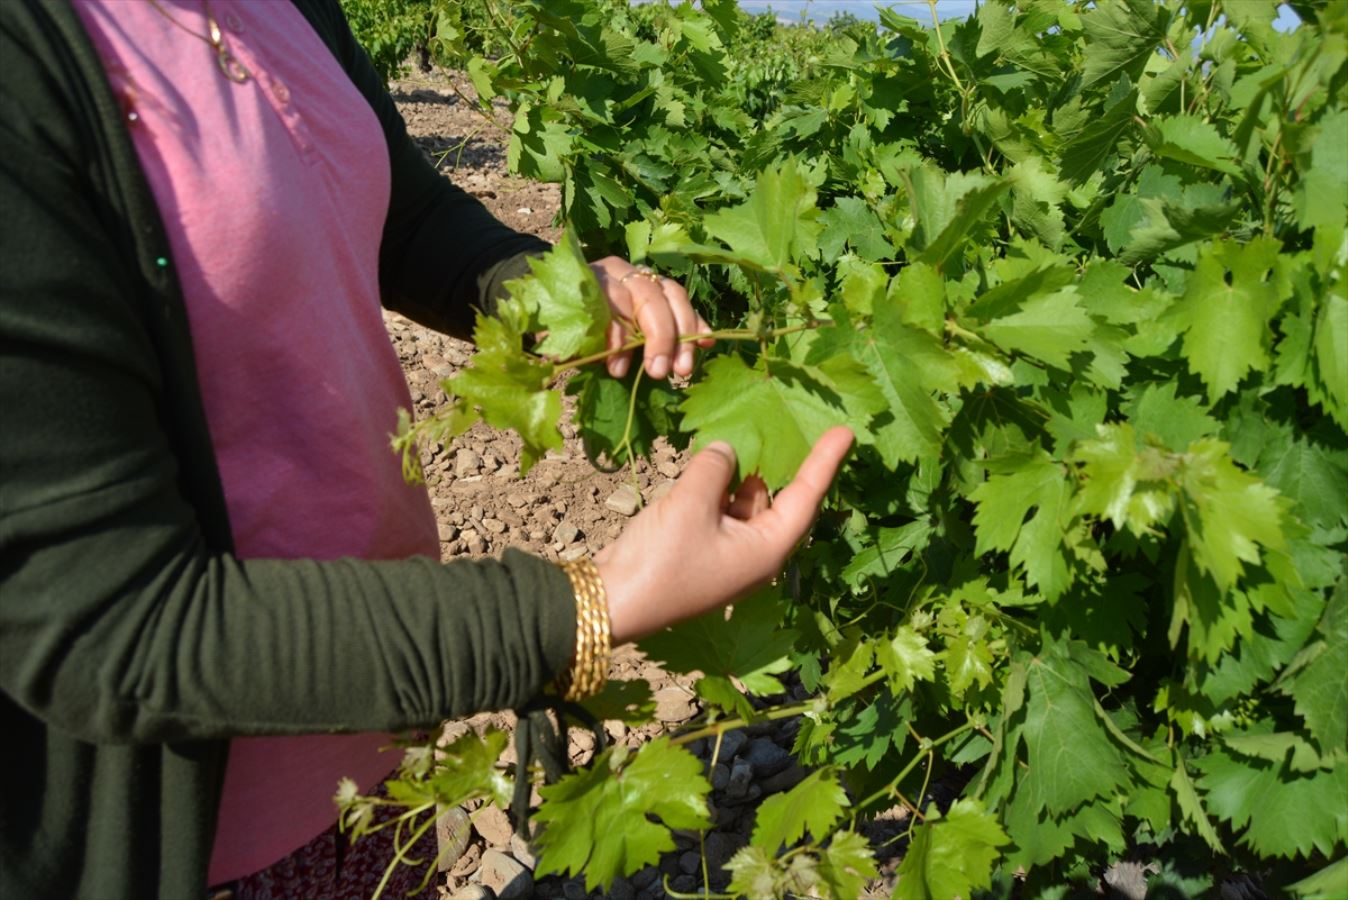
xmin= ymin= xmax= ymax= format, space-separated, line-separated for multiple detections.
xmin=596 ymin=427 xmax=855 ymax=644
xmin=589 ymin=256 xmax=715 ymax=380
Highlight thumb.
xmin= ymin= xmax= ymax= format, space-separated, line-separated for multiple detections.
xmin=673 ymin=440 xmax=738 ymax=504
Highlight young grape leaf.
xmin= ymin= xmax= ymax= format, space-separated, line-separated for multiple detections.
xmin=1079 ymin=0 xmax=1170 ymax=88
xmin=841 ymin=520 xmax=935 ymax=588
xmin=1071 ymin=423 xmax=1179 ymax=535
xmin=750 ymin=768 xmax=848 ymax=852
xmin=680 ymin=353 xmax=884 ymax=489
xmin=506 ymin=230 xmax=611 ymax=359
xmin=534 ymin=738 xmax=711 ymax=891
xmin=818 ymin=831 xmax=879 ymax=899
xmin=980 ymin=288 xmax=1096 ymax=369
xmin=639 ymin=589 xmax=798 ymax=718
xmin=1166 ymin=237 xmax=1290 ymax=401
xmin=1122 ymin=382 xmax=1221 ymax=451
xmin=894 ymin=799 xmax=1009 ymax=900
xmin=1147 ymin=115 xmax=1241 ymax=176
xmin=444 ymin=314 xmax=562 ymax=475
xmin=726 ymin=845 xmax=820 ymax=899
xmin=818 ymin=197 xmax=894 ymax=262
xmin=875 ymin=625 xmax=938 ymax=694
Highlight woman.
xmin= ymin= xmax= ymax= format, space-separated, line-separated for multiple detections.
xmin=0 ymin=1 xmax=852 ymax=897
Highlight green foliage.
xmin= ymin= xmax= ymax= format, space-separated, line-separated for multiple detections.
xmin=379 ymin=0 xmax=1348 ymax=895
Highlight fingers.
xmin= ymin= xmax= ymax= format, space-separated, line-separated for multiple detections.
xmin=628 ymin=278 xmax=676 ymax=378
xmin=728 ymin=475 xmax=770 ymax=520
xmin=755 ymin=427 xmax=854 ymax=545
xmin=592 ymin=257 xmax=711 ymax=381
xmin=662 ymin=279 xmax=702 ymax=376
xmin=673 ymin=440 xmax=738 ymax=510
xmin=605 ymin=319 xmax=632 ymax=378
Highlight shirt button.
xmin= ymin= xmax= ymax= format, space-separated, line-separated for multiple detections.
xmin=273 ymin=81 xmax=291 ymax=104
xmin=225 ymin=11 xmax=244 ymax=34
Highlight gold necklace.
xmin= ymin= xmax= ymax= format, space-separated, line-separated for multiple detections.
xmin=146 ymin=0 xmax=250 ymax=84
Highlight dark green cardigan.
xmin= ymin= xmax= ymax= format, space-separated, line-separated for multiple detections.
xmin=0 ymin=2 xmax=576 ymax=897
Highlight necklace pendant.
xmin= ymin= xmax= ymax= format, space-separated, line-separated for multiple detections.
xmin=216 ymin=47 xmax=250 ymax=83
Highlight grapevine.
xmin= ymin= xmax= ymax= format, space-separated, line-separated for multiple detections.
xmin=351 ymin=1 xmax=1348 ymax=896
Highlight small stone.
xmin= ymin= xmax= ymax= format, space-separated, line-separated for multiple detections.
xmin=438 ymin=522 xmax=459 ymax=542
xmin=726 ymin=760 xmax=753 ymax=799
xmin=604 ymin=484 xmax=642 ymax=516
xmin=606 ymin=720 xmax=628 ymax=741
xmin=671 ymin=874 xmax=697 ymax=893
xmin=743 ymin=737 xmax=792 ymax=776
xmin=447 ymin=884 xmax=494 ymax=900
xmin=570 ymin=729 xmax=596 ymax=754
xmin=718 ymin=729 xmax=748 ymax=762
xmin=678 ymin=851 xmax=701 ymax=875
xmin=760 ymin=762 xmax=808 ymax=795
xmin=560 ymin=545 xmax=588 ymax=562
xmin=455 ymin=449 xmax=481 ymax=478
xmin=710 ymin=763 xmax=729 ymax=790
xmin=450 ymin=841 xmax=482 ymax=879
xmin=436 ymin=805 xmax=473 ymax=872
xmin=562 ymin=880 xmax=587 ymax=900
xmin=473 ymin=804 xmax=514 ymax=847
xmin=462 ymin=530 xmax=487 ymax=555
xmin=658 ymin=459 xmax=681 ymax=478
xmin=479 ymin=849 xmax=533 ymax=900
xmin=469 ymin=504 xmax=484 ymax=521
xmin=552 ymin=522 xmax=580 ymax=546
xmin=483 ymin=517 xmax=507 ymax=535
xmin=704 ymin=832 xmax=736 ymax=869
xmin=632 ymin=866 xmax=659 ymax=888
xmin=509 ymin=832 xmax=537 ymax=871
xmin=607 ymin=878 xmax=637 ymax=900
xmin=653 ymin=687 xmax=697 ymax=723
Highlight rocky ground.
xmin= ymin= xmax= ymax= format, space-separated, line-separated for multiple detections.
xmin=380 ymin=71 xmax=914 ymax=899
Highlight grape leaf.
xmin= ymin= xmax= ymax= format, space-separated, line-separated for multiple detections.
xmin=1080 ymin=0 xmax=1169 ymax=88
xmin=1314 ymin=292 xmax=1348 ymax=425
xmin=569 ymin=366 xmax=685 ymax=466
xmin=701 ymin=160 xmax=822 ymax=274
xmin=444 ymin=314 xmax=562 ymax=475
xmin=807 ymin=304 xmax=958 ymax=467
xmin=639 ymin=589 xmax=798 ymax=718
xmin=1123 ymin=381 xmax=1220 ymax=451
xmin=1178 ymin=439 xmax=1290 ymax=592
xmin=818 ymin=196 xmax=895 ymax=262
xmin=875 ymin=625 xmax=938 ymax=694
xmin=818 ymin=830 xmax=879 ymax=900
xmin=1147 ymin=115 xmax=1241 ymax=176
xmin=981 ymin=288 xmax=1096 ymax=369
xmin=534 ymin=739 xmax=711 ymax=890
xmin=1059 ymin=88 xmax=1140 ymax=183
xmin=842 ymin=521 xmax=935 ymax=588
xmin=894 ymin=799 xmax=1009 ymax=900
xmin=506 ymin=230 xmax=611 ymax=359
xmin=972 ymin=453 xmax=1075 ymax=598
xmin=751 ymin=768 xmax=848 ymax=852
xmin=1288 ymin=858 xmax=1348 ymax=900
xmin=1019 ymin=637 xmax=1130 ymax=815
xmin=726 ymin=846 xmax=820 ymax=899
xmin=1072 ymin=423 xmax=1178 ymax=536
xmin=1195 ymin=746 xmax=1348 ymax=859
xmin=680 ymin=353 xmax=884 ymax=489
xmin=1280 ymin=579 xmax=1348 ymax=751
xmin=1167 ymin=237 xmax=1290 ymax=401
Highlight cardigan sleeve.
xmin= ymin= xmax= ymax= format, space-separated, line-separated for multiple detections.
xmin=0 ymin=12 xmax=575 ymax=745
xmin=289 ymin=0 xmax=552 ymax=339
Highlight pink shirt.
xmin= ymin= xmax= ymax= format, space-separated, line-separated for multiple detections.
xmin=75 ymin=1 xmax=440 ymax=884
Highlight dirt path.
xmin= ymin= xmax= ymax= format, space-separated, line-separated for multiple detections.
xmin=385 ymin=72 xmax=902 ymax=900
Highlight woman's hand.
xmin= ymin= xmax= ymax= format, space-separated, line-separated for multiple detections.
xmin=595 ymin=427 xmax=855 ymax=644
xmin=589 ymin=256 xmax=715 ymax=380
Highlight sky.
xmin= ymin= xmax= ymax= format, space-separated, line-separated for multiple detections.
xmin=728 ymin=0 xmax=1305 ymax=30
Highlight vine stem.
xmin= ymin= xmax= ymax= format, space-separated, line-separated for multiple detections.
xmin=549 ymin=321 xmax=829 ymax=376
xmin=850 ymin=720 xmax=976 ymax=817
xmin=925 ymin=0 xmax=967 ymax=94
xmin=668 ymin=700 xmax=819 ymax=748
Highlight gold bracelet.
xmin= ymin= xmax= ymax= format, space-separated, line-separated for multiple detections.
xmin=556 ymin=558 xmax=611 ymax=702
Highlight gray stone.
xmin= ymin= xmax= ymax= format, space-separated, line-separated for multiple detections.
xmin=608 ymin=878 xmax=637 ymax=900
xmin=726 ymin=760 xmax=753 ymax=799
xmin=632 ymin=866 xmax=659 ymax=889
xmin=653 ymin=687 xmax=697 ymax=723
xmin=438 ymin=522 xmax=459 ymax=543
xmin=462 ymin=530 xmax=487 ymax=555
xmin=671 ymin=874 xmax=697 ymax=893
xmin=436 ymin=805 xmax=473 ymax=873
xmin=703 ymin=831 xmax=736 ymax=869
xmin=743 ymin=737 xmax=791 ymax=776
xmin=455 ymin=449 xmax=481 ymax=478
xmin=562 ymin=880 xmax=588 ymax=900
xmin=710 ymin=762 xmax=730 ymax=791
xmin=717 ymin=729 xmax=748 ymax=762
xmin=678 ymin=851 xmax=701 ymax=875
xmin=760 ymin=762 xmax=808 ymax=795
xmin=479 ymin=849 xmax=533 ymax=900
xmin=1104 ymin=860 xmax=1150 ymax=900
xmin=605 ymin=484 xmax=642 ymax=516
xmin=473 ymin=804 xmax=514 ymax=847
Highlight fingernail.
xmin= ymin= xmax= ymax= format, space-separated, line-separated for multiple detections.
xmin=676 ymin=347 xmax=693 ymax=373
xmin=649 ymin=354 xmax=670 ymax=378
xmin=705 ymin=441 xmax=735 ymax=460
xmin=611 ymin=356 xmax=629 ymax=378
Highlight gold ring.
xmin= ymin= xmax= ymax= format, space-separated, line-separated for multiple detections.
xmin=618 ymin=266 xmax=662 ymax=285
